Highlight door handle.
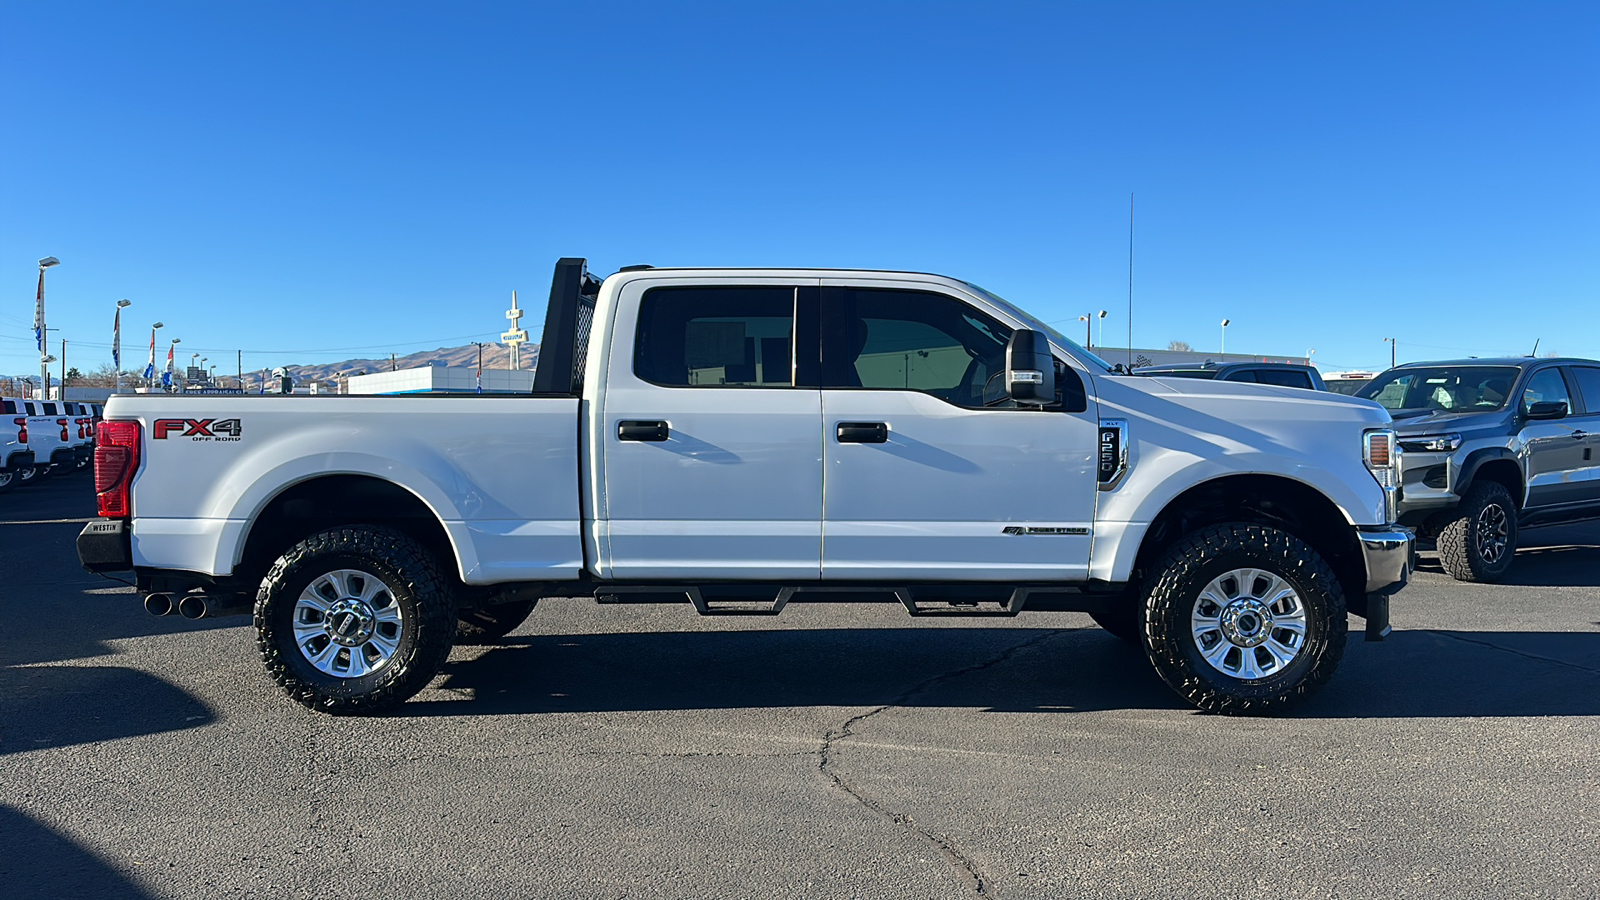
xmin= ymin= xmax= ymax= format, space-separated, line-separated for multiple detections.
xmin=618 ymin=420 xmax=669 ymax=442
xmin=836 ymin=422 xmax=888 ymax=444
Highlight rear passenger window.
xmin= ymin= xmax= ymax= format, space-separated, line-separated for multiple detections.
xmin=1569 ymin=367 xmax=1600 ymax=416
xmin=1224 ymin=371 xmax=1258 ymax=383
xmin=1256 ymin=370 xmax=1314 ymax=389
xmin=635 ymin=287 xmax=796 ymax=387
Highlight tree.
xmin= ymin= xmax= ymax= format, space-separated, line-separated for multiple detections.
xmin=1167 ymin=340 xmax=1193 ymax=352
xmin=65 ymin=367 xmax=83 ymax=384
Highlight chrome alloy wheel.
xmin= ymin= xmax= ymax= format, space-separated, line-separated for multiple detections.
xmin=293 ymin=569 xmax=405 ymax=677
xmin=1191 ymin=567 xmax=1308 ymax=680
xmin=1475 ymin=503 xmax=1510 ymax=565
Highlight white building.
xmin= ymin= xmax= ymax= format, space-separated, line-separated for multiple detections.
xmin=346 ymin=365 xmax=536 ymax=395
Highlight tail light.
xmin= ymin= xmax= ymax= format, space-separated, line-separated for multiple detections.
xmin=58 ymin=418 xmax=70 ymax=442
xmin=95 ymin=420 xmax=142 ymax=518
xmin=77 ymin=419 xmax=87 ymax=440
xmin=12 ymin=417 xmax=25 ymax=443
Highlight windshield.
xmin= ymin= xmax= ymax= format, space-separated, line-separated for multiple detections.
xmin=1355 ymin=366 xmax=1518 ymax=412
xmin=962 ymin=283 xmax=1116 ymax=371
xmin=1326 ymin=378 xmax=1370 ymax=395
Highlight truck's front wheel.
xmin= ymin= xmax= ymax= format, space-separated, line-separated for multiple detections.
xmin=255 ymin=526 xmax=457 ymax=715
xmin=1142 ymin=523 xmax=1346 ymax=715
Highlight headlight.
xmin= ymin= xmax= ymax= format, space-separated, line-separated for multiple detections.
xmin=1400 ymin=433 xmax=1462 ymax=453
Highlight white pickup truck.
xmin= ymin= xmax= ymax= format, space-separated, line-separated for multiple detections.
xmin=79 ymin=259 xmax=1413 ymax=716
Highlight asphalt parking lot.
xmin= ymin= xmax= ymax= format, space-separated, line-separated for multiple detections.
xmin=2 ymin=475 xmax=1597 ymax=900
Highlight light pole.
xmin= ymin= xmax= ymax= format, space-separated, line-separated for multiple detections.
xmin=37 ymin=257 xmax=60 ymax=398
xmin=145 ymin=322 xmax=164 ymax=389
xmin=168 ymin=338 xmax=181 ymax=391
xmin=1220 ymin=319 xmax=1231 ymax=357
xmin=114 ymin=300 xmax=132 ymax=394
xmin=1097 ymin=310 xmax=1107 ymax=349
xmin=1383 ymin=337 xmax=1396 ymax=368
xmin=1078 ymin=315 xmax=1092 ymax=348
xmin=41 ymin=354 xmax=57 ymax=401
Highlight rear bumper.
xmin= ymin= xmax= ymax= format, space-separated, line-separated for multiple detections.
xmin=2 ymin=449 xmax=34 ymax=473
xmin=49 ymin=448 xmax=76 ymax=467
xmin=78 ymin=519 xmax=133 ymax=573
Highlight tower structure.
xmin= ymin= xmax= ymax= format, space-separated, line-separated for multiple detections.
xmin=502 ymin=290 xmax=529 ymax=370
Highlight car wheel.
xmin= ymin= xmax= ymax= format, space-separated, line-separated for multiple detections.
xmin=255 ymin=526 xmax=458 ymax=715
xmin=1142 ymin=523 xmax=1347 ymax=715
xmin=1436 ymin=481 xmax=1518 ymax=583
xmin=0 ymin=470 xmax=14 ymax=493
xmin=455 ymin=597 xmax=538 ymax=644
xmin=16 ymin=466 xmax=39 ymax=484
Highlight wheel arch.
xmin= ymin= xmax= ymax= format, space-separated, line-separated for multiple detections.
xmin=235 ymin=474 xmax=462 ymax=592
xmin=1458 ymin=449 xmax=1523 ymax=507
xmin=1128 ymin=473 xmax=1368 ymax=616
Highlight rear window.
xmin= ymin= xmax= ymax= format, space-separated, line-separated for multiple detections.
xmin=1254 ymin=369 xmax=1315 ymax=389
xmin=1569 ymin=367 xmax=1600 ymax=416
xmin=635 ymin=286 xmax=797 ymax=387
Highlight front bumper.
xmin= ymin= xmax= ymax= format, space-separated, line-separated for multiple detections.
xmin=1357 ymin=526 xmax=1414 ymax=641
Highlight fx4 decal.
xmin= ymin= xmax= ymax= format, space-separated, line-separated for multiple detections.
xmin=153 ymin=418 xmax=243 ymax=442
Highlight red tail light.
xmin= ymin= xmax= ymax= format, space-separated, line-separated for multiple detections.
xmin=58 ymin=418 xmax=70 ymax=442
xmin=95 ymin=420 xmax=142 ymax=518
xmin=11 ymin=417 xmax=25 ymax=443
xmin=77 ymin=419 xmax=87 ymax=439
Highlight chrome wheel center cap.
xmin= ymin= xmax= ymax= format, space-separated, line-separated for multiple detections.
xmin=1219 ymin=599 xmax=1274 ymax=648
xmin=324 ymin=599 xmax=376 ymax=647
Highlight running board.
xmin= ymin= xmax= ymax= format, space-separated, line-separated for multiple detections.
xmin=594 ymin=586 xmax=1078 ymax=618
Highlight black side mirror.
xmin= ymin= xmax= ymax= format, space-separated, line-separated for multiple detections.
xmin=1005 ymin=329 xmax=1055 ymax=407
xmin=1525 ymin=400 xmax=1568 ymax=420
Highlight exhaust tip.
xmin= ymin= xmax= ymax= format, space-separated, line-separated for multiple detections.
xmin=177 ymin=594 xmax=209 ymax=620
xmin=144 ymin=593 xmax=174 ymax=616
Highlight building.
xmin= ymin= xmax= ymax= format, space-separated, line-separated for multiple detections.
xmin=345 ymin=365 xmax=536 ymax=395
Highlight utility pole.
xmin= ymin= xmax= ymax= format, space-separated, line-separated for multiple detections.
xmin=60 ymin=339 xmax=67 ymax=394
xmin=472 ymin=341 xmax=487 ymax=394
xmin=1383 ymin=337 xmax=1396 ymax=368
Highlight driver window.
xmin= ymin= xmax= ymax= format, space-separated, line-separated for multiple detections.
xmin=1521 ymin=368 xmax=1571 ymax=415
xmin=823 ymin=288 xmax=1011 ymax=408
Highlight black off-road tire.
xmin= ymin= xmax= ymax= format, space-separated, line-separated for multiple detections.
xmin=1142 ymin=523 xmax=1347 ymax=716
xmin=455 ymin=598 xmax=537 ymax=644
xmin=254 ymin=526 xmax=458 ymax=715
xmin=1435 ymin=481 xmax=1518 ymax=583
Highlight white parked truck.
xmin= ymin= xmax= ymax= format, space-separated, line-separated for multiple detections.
xmin=79 ymin=259 xmax=1413 ymax=715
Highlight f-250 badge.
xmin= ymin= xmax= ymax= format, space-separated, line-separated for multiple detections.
xmin=153 ymin=418 xmax=242 ymax=442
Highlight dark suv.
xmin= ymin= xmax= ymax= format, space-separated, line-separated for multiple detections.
xmin=1134 ymin=362 xmax=1326 ymax=390
xmin=1355 ymin=358 xmax=1600 ymax=582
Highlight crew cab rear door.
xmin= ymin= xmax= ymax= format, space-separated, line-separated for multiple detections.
xmin=597 ymin=278 xmax=824 ymax=580
xmin=818 ymin=280 xmax=1099 ymax=581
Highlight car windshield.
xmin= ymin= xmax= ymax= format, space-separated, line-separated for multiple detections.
xmin=962 ymin=282 xmax=1116 ymax=371
xmin=1355 ymin=366 xmax=1518 ymax=412
xmin=1326 ymin=379 xmax=1370 ymax=395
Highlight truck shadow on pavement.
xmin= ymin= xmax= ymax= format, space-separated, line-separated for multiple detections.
xmin=0 ymin=665 xmax=213 ymax=756
xmin=0 ymin=805 xmax=158 ymax=900
xmin=414 ymin=624 xmax=1600 ymax=720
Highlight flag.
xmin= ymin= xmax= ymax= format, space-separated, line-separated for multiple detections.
xmin=476 ymin=363 xmax=482 ymax=394
xmin=143 ymin=331 xmax=156 ymax=380
xmin=112 ymin=307 xmax=123 ymax=370
xmin=34 ymin=270 xmax=45 ymax=352
xmin=161 ymin=344 xmax=174 ymax=389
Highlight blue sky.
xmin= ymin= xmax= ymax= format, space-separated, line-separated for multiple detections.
xmin=2 ymin=1 xmax=1596 ymax=379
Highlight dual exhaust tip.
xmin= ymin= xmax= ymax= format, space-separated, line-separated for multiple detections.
xmin=144 ymin=592 xmax=251 ymax=620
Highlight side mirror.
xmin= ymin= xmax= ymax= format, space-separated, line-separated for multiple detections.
xmin=1005 ymin=329 xmax=1055 ymax=407
xmin=1525 ymin=400 xmax=1568 ymax=420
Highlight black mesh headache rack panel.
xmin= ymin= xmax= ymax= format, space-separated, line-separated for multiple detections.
xmin=532 ymin=258 xmax=601 ymax=396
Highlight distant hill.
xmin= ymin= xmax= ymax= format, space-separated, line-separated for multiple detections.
xmin=245 ymin=342 xmax=541 ymax=390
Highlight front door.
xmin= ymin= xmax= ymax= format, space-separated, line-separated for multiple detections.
xmin=1520 ymin=366 xmax=1590 ymax=509
xmin=599 ymin=279 xmax=825 ymax=581
xmin=818 ymin=281 xmax=1100 ymax=581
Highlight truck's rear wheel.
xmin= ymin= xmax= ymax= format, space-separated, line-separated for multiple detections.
xmin=255 ymin=526 xmax=457 ymax=715
xmin=1435 ymin=481 xmax=1517 ymax=583
xmin=0 ymin=470 xmax=14 ymax=493
xmin=1142 ymin=523 xmax=1346 ymax=715
xmin=455 ymin=598 xmax=537 ymax=644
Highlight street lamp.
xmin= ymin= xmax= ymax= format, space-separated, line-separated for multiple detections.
xmin=1220 ymin=318 xmax=1231 ymax=357
xmin=1078 ymin=315 xmax=1092 ymax=348
xmin=42 ymin=354 xmax=57 ymax=401
xmin=114 ymin=300 xmax=132 ymax=394
xmin=168 ymin=338 xmax=182 ymax=391
xmin=37 ymin=257 xmax=60 ymax=399
xmin=145 ymin=322 xmax=164 ymax=389
xmin=1097 ymin=310 xmax=1107 ymax=349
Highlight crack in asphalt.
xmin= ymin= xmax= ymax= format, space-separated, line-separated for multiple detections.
xmin=817 ymin=629 xmax=1069 ymax=898
xmin=1429 ymin=630 xmax=1600 ymax=675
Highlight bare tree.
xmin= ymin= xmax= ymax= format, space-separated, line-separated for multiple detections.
xmin=1167 ymin=340 xmax=1193 ymax=352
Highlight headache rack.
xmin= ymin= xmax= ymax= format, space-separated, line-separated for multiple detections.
xmin=531 ymin=258 xmax=603 ymax=396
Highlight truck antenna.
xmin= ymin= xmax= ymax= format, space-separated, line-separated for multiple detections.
xmin=1127 ymin=192 xmax=1134 ymax=368
xmin=1529 ymin=338 xmax=1539 ymax=357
